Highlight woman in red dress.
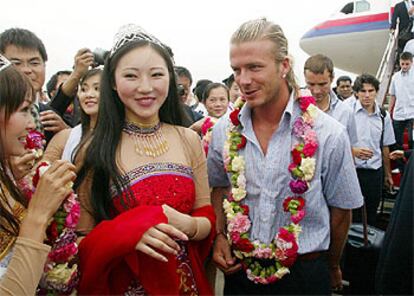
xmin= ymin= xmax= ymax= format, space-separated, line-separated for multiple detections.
xmin=75 ymin=24 xmax=215 ymax=295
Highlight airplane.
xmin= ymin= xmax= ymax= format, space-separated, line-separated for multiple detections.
xmin=300 ymin=0 xmax=401 ymax=75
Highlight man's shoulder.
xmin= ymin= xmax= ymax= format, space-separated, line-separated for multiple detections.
xmin=315 ymin=110 xmax=348 ymax=140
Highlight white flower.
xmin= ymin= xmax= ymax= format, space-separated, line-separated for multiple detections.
xmin=237 ymin=174 xmax=246 ymax=189
xmin=290 ymin=223 xmax=302 ymax=239
xmin=275 ymin=267 xmax=290 ymax=279
xmin=232 ymin=187 xmax=247 ymax=201
xmin=232 ymin=156 xmax=245 ymax=173
xmin=223 ymin=199 xmax=235 ymax=219
xmin=306 ymin=104 xmax=319 ymax=119
xmin=301 ymin=157 xmax=316 ymax=181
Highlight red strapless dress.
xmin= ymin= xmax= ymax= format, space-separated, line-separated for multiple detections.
xmin=78 ymin=163 xmax=215 ymax=295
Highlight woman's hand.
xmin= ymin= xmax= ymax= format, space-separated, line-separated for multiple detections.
xmin=9 ymin=151 xmax=37 ymax=180
xmin=135 ymin=223 xmax=188 ymax=262
xmin=162 ymin=204 xmax=196 ymax=238
xmin=20 ymin=160 xmax=76 ymax=242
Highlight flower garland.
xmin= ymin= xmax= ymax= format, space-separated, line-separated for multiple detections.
xmin=22 ymin=132 xmax=80 ymax=295
xmin=201 ymin=116 xmax=218 ymax=155
xmin=222 ymin=96 xmax=319 ymax=284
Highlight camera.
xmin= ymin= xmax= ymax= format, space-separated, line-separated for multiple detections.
xmin=177 ymin=84 xmax=186 ymax=97
xmin=92 ymin=48 xmax=109 ymax=67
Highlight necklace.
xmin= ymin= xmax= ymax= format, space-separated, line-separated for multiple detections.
xmin=223 ymin=95 xmax=319 ymax=284
xmin=122 ymin=121 xmax=169 ymax=157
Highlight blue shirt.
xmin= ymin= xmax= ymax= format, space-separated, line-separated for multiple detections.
xmin=207 ymin=92 xmax=363 ymax=254
xmin=352 ymin=100 xmax=396 ymax=169
xmin=327 ymin=91 xmax=359 ymax=146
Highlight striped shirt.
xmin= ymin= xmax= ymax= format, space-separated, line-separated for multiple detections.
xmin=207 ymin=92 xmax=363 ymax=254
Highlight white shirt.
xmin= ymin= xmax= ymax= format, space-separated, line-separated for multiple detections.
xmin=389 ymin=68 xmax=414 ymax=120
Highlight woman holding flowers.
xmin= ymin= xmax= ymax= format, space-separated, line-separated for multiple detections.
xmin=0 ymin=56 xmax=76 ymax=295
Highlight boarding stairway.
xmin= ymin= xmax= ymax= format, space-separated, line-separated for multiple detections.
xmin=375 ymin=25 xmax=399 ymax=107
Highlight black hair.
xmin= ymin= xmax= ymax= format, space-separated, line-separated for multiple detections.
xmin=0 ymin=66 xmax=32 ymax=236
xmin=46 ymin=70 xmax=72 ymax=98
xmin=193 ymin=79 xmax=212 ymax=102
xmin=222 ymin=74 xmax=235 ymax=88
xmin=0 ymin=28 xmax=48 ymax=62
xmin=76 ymin=40 xmax=188 ymax=222
xmin=336 ymin=75 xmax=352 ymax=87
xmin=202 ymin=82 xmax=229 ymax=103
xmin=353 ymin=74 xmax=379 ymax=92
xmin=174 ymin=66 xmax=192 ymax=85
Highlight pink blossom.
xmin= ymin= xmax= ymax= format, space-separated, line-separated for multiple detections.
xmin=303 ymin=129 xmax=317 ymax=144
xmin=230 ymin=231 xmax=241 ymax=243
xmin=252 ymin=246 xmax=273 ymax=259
xmin=228 ymin=212 xmax=251 ymax=233
xmin=292 ymin=117 xmax=311 ymax=137
xmin=201 ymin=117 xmax=214 ymax=135
xmin=302 ymin=142 xmax=318 ymax=157
xmin=48 ymin=242 xmax=77 ymax=263
xmin=65 ymin=203 xmax=80 ymax=229
xmin=291 ymin=210 xmax=306 ymax=224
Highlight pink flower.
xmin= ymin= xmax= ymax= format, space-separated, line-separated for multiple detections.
xmin=292 ymin=117 xmax=311 ymax=137
xmin=291 ymin=209 xmax=305 ymax=224
xmin=65 ymin=203 xmax=80 ymax=228
xmin=201 ymin=117 xmax=215 ymax=135
xmin=303 ymin=142 xmax=318 ymax=157
xmin=228 ymin=212 xmax=251 ymax=233
xmin=48 ymin=242 xmax=77 ymax=263
xmin=230 ymin=231 xmax=241 ymax=243
xmin=299 ymin=96 xmax=316 ymax=112
xmin=288 ymin=163 xmax=297 ymax=173
xmin=252 ymin=246 xmax=273 ymax=259
xmin=289 ymin=179 xmax=308 ymax=194
xmin=303 ymin=129 xmax=317 ymax=144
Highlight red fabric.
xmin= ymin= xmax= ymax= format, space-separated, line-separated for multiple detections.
xmin=78 ymin=173 xmax=215 ymax=295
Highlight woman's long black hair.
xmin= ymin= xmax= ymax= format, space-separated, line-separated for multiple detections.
xmin=75 ymin=40 xmax=188 ymax=223
xmin=0 ymin=66 xmax=32 ymax=235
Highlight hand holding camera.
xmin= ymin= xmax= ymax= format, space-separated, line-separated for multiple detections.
xmin=73 ymin=48 xmax=95 ymax=79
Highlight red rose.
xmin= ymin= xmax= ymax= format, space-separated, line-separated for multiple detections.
xmin=47 ymin=221 xmax=59 ymax=243
xmin=233 ymin=237 xmax=255 ymax=253
xmin=291 ymin=149 xmax=302 ymax=165
xmin=25 ymin=130 xmax=45 ymax=150
xmin=296 ymin=197 xmax=305 ymax=211
xmin=32 ymin=162 xmax=49 ymax=187
xmin=237 ymin=135 xmax=247 ymax=150
xmin=283 ymin=197 xmax=294 ymax=212
xmin=299 ymin=96 xmax=316 ymax=112
xmin=240 ymin=204 xmax=249 ymax=215
xmin=230 ymin=109 xmax=241 ymax=126
xmin=303 ymin=142 xmax=318 ymax=157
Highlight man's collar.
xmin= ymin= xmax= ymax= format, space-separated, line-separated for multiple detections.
xmin=239 ymin=91 xmax=295 ymax=128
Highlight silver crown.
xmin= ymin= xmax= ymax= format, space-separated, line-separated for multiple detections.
xmin=110 ymin=24 xmax=165 ymax=57
xmin=0 ymin=54 xmax=11 ymax=72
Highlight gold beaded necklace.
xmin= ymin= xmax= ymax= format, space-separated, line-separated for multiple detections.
xmin=122 ymin=121 xmax=169 ymax=157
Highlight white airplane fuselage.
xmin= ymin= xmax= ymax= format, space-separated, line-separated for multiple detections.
xmin=300 ymin=0 xmax=400 ymax=75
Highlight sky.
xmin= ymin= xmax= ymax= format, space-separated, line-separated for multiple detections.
xmin=2 ymin=0 xmax=352 ymax=87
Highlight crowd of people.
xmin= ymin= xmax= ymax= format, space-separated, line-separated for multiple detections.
xmin=0 ymin=14 xmax=412 ymax=296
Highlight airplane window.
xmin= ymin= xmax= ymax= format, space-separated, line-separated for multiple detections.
xmin=355 ymin=0 xmax=370 ymax=13
xmin=340 ymin=2 xmax=354 ymax=14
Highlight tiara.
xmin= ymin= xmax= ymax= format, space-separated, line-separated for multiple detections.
xmin=110 ymin=24 xmax=165 ymax=57
xmin=0 ymin=54 xmax=11 ymax=72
